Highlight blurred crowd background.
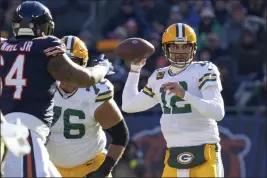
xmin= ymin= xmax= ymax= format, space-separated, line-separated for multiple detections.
xmin=0 ymin=0 xmax=266 ymax=177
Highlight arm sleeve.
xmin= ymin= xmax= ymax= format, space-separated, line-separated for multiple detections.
xmin=183 ymin=85 xmax=225 ymax=121
xmin=43 ymin=36 xmax=66 ymax=57
xmin=122 ymin=72 xmax=158 ymax=113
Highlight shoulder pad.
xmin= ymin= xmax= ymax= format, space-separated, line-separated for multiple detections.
xmin=34 ymin=35 xmax=61 ymax=43
xmin=202 ymin=61 xmax=219 ymax=74
xmin=35 ymin=36 xmax=66 ymax=57
xmin=86 ymin=79 xmax=114 ymax=103
xmin=196 ymin=61 xmax=222 ymax=91
xmin=192 ymin=61 xmax=219 ymax=73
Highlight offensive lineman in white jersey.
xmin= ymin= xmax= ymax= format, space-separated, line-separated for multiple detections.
xmin=122 ymin=23 xmax=225 ymax=177
xmin=46 ymin=36 xmax=129 ymax=177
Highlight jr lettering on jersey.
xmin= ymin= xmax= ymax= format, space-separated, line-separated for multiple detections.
xmin=0 ymin=41 xmax=33 ymax=52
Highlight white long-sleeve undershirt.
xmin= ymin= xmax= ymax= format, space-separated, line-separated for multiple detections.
xmin=122 ymin=72 xmax=225 ymax=121
xmin=122 ymin=72 xmax=158 ymax=112
xmin=183 ymin=87 xmax=225 ymax=121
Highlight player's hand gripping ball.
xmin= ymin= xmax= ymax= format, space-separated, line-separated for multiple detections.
xmin=114 ymin=38 xmax=155 ymax=62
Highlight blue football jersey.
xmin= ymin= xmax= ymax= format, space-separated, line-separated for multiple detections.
xmin=0 ymin=36 xmax=65 ymax=125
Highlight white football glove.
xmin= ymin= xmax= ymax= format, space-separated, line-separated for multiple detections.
xmin=130 ymin=58 xmax=147 ymax=72
xmin=1 ymin=116 xmax=31 ymax=157
xmin=92 ymin=54 xmax=115 ymax=75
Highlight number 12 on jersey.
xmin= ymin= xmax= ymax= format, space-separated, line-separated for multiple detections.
xmin=0 ymin=54 xmax=27 ymax=100
xmin=160 ymin=81 xmax=192 ymax=114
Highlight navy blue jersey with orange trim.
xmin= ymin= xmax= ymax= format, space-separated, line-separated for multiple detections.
xmin=0 ymin=36 xmax=65 ymax=125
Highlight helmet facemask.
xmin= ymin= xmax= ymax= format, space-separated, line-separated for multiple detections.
xmin=39 ymin=20 xmax=55 ymax=36
xmin=69 ymin=56 xmax=88 ymax=67
xmin=163 ymin=42 xmax=196 ymax=68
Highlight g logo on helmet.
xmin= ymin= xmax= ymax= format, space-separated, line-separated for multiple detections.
xmin=177 ymin=152 xmax=194 ymax=164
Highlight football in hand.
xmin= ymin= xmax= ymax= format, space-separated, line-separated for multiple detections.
xmin=114 ymin=38 xmax=155 ymax=62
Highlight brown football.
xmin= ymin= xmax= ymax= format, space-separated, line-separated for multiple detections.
xmin=114 ymin=38 xmax=155 ymax=62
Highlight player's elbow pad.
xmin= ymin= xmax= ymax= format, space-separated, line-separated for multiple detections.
xmin=104 ymin=119 xmax=129 ymax=147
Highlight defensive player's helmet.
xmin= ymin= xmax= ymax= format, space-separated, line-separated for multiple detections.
xmin=61 ymin=36 xmax=89 ymax=67
xmin=12 ymin=1 xmax=54 ymax=37
xmin=162 ymin=23 xmax=197 ymax=68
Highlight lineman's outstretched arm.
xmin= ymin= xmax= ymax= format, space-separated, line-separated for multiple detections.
xmin=47 ymin=54 xmax=110 ymax=88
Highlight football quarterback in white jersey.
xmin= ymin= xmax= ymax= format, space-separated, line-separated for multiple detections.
xmin=46 ymin=36 xmax=129 ymax=177
xmin=122 ymin=23 xmax=225 ymax=177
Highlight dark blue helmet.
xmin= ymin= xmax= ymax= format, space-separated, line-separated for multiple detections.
xmin=12 ymin=1 xmax=54 ymax=37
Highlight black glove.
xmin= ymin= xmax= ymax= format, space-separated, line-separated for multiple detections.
xmin=92 ymin=54 xmax=115 ymax=76
xmin=84 ymin=156 xmax=116 ymax=178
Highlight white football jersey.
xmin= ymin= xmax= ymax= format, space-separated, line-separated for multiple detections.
xmin=142 ymin=61 xmax=223 ymax=147
xmin=46 ymin=79 xmax=114 ymax=168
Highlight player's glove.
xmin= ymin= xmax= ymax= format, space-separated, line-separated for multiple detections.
xmin=84 ymin=156 xmax=116 ymax=178
xmin=130 ymin=58 xmax=146 ymax=73
xmin=92 ymin=54 xmax=115 ymax=76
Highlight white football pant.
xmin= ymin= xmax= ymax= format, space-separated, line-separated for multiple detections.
xmin=2 ymin=112 xmax=61 ymax=177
